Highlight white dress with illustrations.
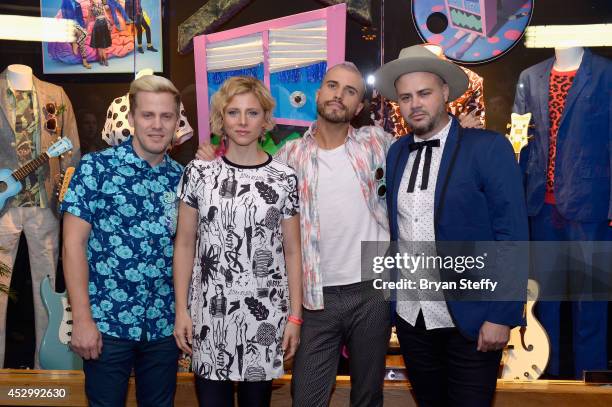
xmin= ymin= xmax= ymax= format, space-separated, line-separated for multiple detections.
xmin=177 ymin=155 xmax=299 ymax=381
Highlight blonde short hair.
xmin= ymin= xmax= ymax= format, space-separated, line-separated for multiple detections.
xmin=210 ymin=76 xmax=275 ymax=136
xmin=129 ymin=75 xmax=181 ymax=115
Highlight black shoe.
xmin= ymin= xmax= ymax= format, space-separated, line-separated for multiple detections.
xmin=147 ymin=46 xmax=158 ymax=52
xmin=137 ymin=47 xmax=144 ymax=54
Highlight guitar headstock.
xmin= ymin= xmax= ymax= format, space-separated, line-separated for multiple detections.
xmin=58 ymin=167 xmax=75 ymax=203
xmin=47 ymin=137 xmax=73 ymax=158
xmin=505 ymin=113 xmax=532 ymax=161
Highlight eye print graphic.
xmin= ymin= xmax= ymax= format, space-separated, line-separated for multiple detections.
xmin=290 ymin=91 xmax=306 ymax=108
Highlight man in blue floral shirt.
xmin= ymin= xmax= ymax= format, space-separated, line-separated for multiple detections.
xmin=61 ymin=75 xmax=183 ymax=407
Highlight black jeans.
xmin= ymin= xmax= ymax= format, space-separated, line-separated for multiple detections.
xmin=83 ymin=335 xmax=179 ymax=407
xmin=195 ymin=377 xmax=272 ymax=407
xmin=396 ymin=312 xmax=502 ymax=407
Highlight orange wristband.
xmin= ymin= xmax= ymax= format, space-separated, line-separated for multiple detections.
xmin=287 ymin=315 xmax=303 ymax=325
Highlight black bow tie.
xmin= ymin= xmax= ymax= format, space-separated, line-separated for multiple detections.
xmin=407 ymin=139 xmax=440 ymax=193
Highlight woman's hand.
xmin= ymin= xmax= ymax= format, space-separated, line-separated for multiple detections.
xmin=282 ymin=321 xmax=301 ymax=361
xmin=173 ymin=308 xmax=193 ymax=355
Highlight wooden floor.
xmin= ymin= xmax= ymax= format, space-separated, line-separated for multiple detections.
xmin=0 ymin=369 xmax=611 ymax=406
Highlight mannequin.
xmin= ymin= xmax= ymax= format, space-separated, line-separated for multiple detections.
xmin=513 ymin=47 xmax=611 ymax=378
xmin=553 ymin=47 xmax=584 ymax=72
xmin=6 ymin=65 xmax=33 ymax=91
xmin=0 ymin=64 xmax=80 ymax=369
xmin=102 ymin=68 xmax=193 ymax=147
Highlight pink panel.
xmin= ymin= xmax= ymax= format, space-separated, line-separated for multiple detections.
xmin=262 ymin=30 xmax=270 ymax=89
xmin=193 ymin=34 xmax=211 ymax=142
xmin=277 ymin=118 xmax=314 ymax=127
xmin=194 ymin=3 xmax=348 ymax=144
xmin=326 ymin=4 xmax=347 ymax=67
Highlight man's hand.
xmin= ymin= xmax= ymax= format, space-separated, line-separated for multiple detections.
xmin=459 ymin=110 xmax=484 ymax=129
xmin=282 ymin=322 xmax=301 ymax=361
xmin=70 ymin=318 xmax=102 ymax=360
xmin=173 ymin=308 xmax=193 ymax=355
xmin=477 ymin=321 xmax=510 ymax=352
xmin=195 ymin=143 xmax=217 ymax=161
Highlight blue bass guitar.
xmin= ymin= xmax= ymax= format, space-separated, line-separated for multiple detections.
xmin=0 ymin=137 xmax=72 ymax=211
xmin=39 ymin=276 xmax=83 ymax=370
xmin=39 ymin=167 xmax=82 ymax=370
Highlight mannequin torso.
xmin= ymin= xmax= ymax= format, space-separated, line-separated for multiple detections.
xmin=6 ymin=64 xmax=33 ymax=91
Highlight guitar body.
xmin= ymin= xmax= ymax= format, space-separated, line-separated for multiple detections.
xmin=0 ymin=168 xmax=23 ymax=210
xmin=0 ymin=137 xmax=73 ymax=212
xmin=501 ymin=279 xmax=550 ymax=380
xmin=39 ymin=277 xmax=83 ymax=370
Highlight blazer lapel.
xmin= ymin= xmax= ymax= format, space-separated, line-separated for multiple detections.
xmin=536 ymin=58 xmax=554 ymax=147
xmin=558 ymin=49 xmax=591 ymax=134
xmin=434 ymin=118 xmax=460 ymax=216
xmin=0 ymin=70 xmax=17 ymax=135
xmin=33 ymin=75 xmax=54 ymax=153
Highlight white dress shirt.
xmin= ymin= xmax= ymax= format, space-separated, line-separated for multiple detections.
xmin=396 ymin=117 xmax=455 ymax=329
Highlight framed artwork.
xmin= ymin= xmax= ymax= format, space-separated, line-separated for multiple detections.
xmin=194 ymin=4 xmax=347 ymax=142
xmin=412 ymin=0 xmax=534 ymax=64
xmin=41 ymin=0 xmax=164 ymax=74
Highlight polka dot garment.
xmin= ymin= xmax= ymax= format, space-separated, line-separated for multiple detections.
xmin=102 ymin=94 xmax=194 ymax=147
xmin=396 ymin=118 xmax=455 ymax=330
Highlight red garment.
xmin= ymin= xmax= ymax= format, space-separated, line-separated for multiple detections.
xmin=545 ymin=69 xmax=577 ymax=204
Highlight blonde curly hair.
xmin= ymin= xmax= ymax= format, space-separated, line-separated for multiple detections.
xmin=209 ymin=76 xmax=275 ymax=136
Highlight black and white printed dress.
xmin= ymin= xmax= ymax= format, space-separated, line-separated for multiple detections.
xmin=177 ymin=155 xmax=299 ymax=382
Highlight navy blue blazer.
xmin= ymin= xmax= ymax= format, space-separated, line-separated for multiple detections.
xmin=386 ymin=118 xmax=528 ymax=339
xmin=513 ymin=49 xmax=612 ymax=222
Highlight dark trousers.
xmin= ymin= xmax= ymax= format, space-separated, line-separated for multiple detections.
xmin=195 ymin=377 xmax=272 ymax=407
xmin=291 ymin=281 xmax=390 ymax=407
xmin=530 ymin=203 xmax=610 ymax=377
xmin=134 ymin=14 xmax=151 ymax=46
xmin=396 ymin=313 xmax=502 ymax=407
xmin=83 ymin=335 xmax=179 ymax=407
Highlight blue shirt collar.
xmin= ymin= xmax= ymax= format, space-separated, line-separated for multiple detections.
xmin=119 ymin=136 xmax=169 ymax=170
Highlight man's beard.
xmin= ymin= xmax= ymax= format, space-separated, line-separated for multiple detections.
xmin=408 ymin=107 xmax=444 ymax=136
xmin=317 ymin=100 xmax=351 ymax=124
xmin=410 ymin=117 xmax=436 ymax=136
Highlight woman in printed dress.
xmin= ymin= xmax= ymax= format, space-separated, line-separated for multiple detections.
xmin=173 ymin=76 xmax=302 ymax=407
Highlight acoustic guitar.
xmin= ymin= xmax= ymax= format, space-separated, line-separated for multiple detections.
xmin=0 ymin=137 xmax=73 ymax=211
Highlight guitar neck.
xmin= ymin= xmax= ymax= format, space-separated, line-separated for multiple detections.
xmin=11 ymin=153 xmax=50 ymax=181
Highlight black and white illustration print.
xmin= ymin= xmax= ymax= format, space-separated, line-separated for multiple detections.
xmin=178 ymin=157 xmax=299 ymax=381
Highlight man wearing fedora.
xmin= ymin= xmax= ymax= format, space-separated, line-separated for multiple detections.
xmin=376 ymin=45 xmax=528 ymax=406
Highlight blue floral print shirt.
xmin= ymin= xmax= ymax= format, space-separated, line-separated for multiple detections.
xmin=61 ymin=138 xmax=183 ymax=341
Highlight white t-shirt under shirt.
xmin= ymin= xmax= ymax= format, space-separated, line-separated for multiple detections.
xmin=177 ymin=155 xmax=299 ymax=381
xmin=317 ymin=145 xmax=390 ymax=287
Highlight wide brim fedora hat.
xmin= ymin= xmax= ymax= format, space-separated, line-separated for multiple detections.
xmin=373 ymin=45 xmax=469 ymax=102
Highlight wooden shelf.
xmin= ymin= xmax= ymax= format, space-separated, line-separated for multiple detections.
xmin=1 ymin=369 xmax=611 ymax=406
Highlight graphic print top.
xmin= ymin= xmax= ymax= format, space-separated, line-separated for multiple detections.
xmin=177 ymin=155 xmax=299 ymax=381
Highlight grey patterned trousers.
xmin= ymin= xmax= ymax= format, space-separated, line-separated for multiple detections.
xmin=291 ymin=280 xmax=390 ymax=407
xmin=0 ymin=208 xmax=59 ymax=369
